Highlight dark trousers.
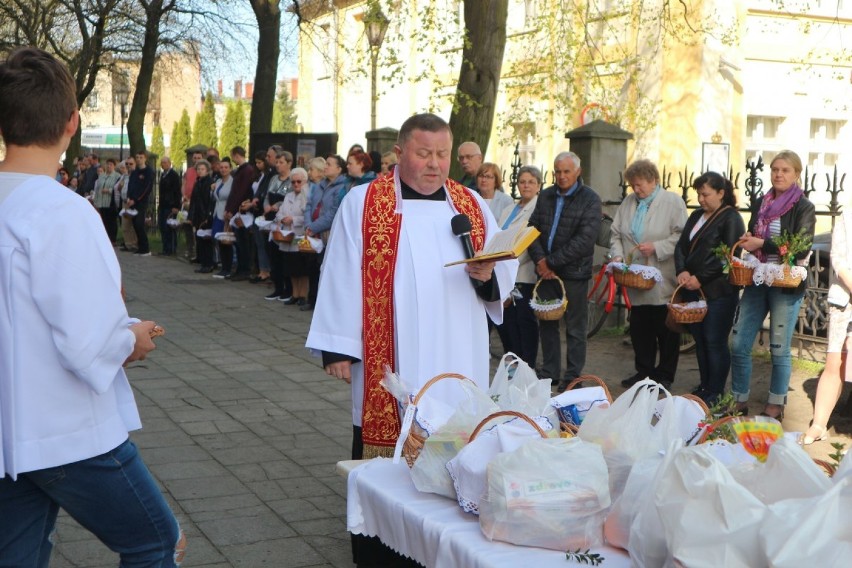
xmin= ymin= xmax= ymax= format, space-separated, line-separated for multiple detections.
xmin=496 ymin=282 xmax=539 ymax=369
xmin=269 ymin=243 xmax=292 ymax=298
xmin=157 ymin=209 xmax=177 ymax=254
xmin=234 ymin=226 xmax=252 ymax=275
xmin=687 ymin=292 xmax=738 ymax=396
xmin=131 ymin=206 xmax=149 ymax=254
xmin=538 ymin=278 xmax=588 ymax=381
xmin=630 ymin=304 xmax=680 ymax=384
xmin=98 ymin=206 xmax=117 ymax=244
xmin=218 ymin=241 xmax=234 ymax=273
xmin=196 ymin=233 xmax=215 ymax=269
xmin=307 ymin=251 xmax=324 ymax=306
xmin=350 ymin=426 xmax=422 ymax=568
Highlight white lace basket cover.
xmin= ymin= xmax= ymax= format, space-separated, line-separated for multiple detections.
xmin=606 ymin=262 xmax=663 ymax=283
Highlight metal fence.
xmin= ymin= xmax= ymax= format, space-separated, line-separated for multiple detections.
xmin=505 ymin=145 xmax=848 ymax=358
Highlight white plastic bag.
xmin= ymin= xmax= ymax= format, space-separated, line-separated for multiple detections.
xmin=578 ymin=379 xmax=683 ymax=501
xmin=408 ymin=380 xmax=499 ymax=498
xmin=760 ymin=476 xmax=852 ymax=567
xmin=479 ymin=437 xmax=611 ymax=551
xmin=445 ymin=414 xmax=552 ymax=514
xmin=729 ymin=436 xmax=830 ymax=504
xmin=604 ymin=453 xmax=663 ymax=550
xmin=488 ymin=353 xmax=556 ymax=423
xmin=550 ymin=377 xmax=610 ymax=429
xmin=655 ymin=444 xmax=767 ymax=568
xmin=626 ymin=441 xmax=682 ymax=568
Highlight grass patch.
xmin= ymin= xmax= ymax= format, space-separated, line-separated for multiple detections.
xmin=596 ymin=325 xmax=628 ymax=338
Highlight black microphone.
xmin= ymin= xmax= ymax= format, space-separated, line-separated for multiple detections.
xmin=451 ymin=213 xmax=485 ymax=288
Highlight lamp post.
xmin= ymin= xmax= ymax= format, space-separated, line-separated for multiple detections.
xmin=364 ymin=9 xmax=389 ymax=131
xmin=115 ymin=83 xmax=130 ymax=160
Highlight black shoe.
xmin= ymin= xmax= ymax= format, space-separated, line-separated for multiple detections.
xmin=297 ymin=298 xmax=306 ymax=306
xmin=299 ymin=303 xmax=314 ymax=312
xmin=265 ymin=293 xmax=281 ymax=301
xmin=282 ymin=297 xmax=298 ymax=305
xmin=196 ymin=266 xmax=214 ymax=274
xmin=555 ymin=379 xmax=570 ymax=393
xmin=621 ymin=374 xmax=644 ymax=388
xmin=657 ymin=380 xmax=673 ymax=391
xmin=212 ymin=270 xmax=229 ymax=279
xmin=230 ymin=273 xmax=249 ymax=282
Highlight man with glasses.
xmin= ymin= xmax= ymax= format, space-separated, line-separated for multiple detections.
xmin=456 ymin=141 xmax=483 ymax=192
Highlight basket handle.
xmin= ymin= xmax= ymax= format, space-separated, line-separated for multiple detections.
xmin=696 ymin=415 xmax=738 ymax=444
xmin=625 ymin=244 xmax=642 ymax=265
xmin=677 ymin=393 xmax=710 ymax=416
xmin=467 ymin=410 xmax=548 ymax=443
xmin=412 ymin=372 xmax=473 ymax=405
xmin=532 ymin=275 xmax=566 ymax=301
xmin=729 ymin=238 xmax=750 ymax=264
xmin=562 ymin=374 xmax=613 ymax=404
xmin=669 ymin=283 xmax=706 ymax=304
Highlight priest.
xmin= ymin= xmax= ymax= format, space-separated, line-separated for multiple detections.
xmin=306 ymin=113 xmax=518 ymax=461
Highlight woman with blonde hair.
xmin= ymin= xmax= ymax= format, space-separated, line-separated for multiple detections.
xmin=731 ymin=150 xmax=815 ymax=419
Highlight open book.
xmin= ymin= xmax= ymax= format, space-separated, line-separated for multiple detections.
xmin=444 ymin=224 xmax=541 ymax=266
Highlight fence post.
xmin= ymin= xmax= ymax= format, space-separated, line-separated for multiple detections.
xmin=509 ymin=142 xmax=521 ymax=200
xmin=744 ymin=155 xmax=764 ymax=211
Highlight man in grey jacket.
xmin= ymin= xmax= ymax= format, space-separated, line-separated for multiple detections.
xmin=528 ymin=151 xmax=601 ymax=392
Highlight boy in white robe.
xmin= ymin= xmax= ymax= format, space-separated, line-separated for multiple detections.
xmin=0 ymin=48 xmax=184 ymax=566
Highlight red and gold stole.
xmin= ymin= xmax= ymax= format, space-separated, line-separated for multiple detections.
xmin=360 ymin=175 xmax=485 ymax=457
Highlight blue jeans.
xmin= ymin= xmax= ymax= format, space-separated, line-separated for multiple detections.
xmin=0 ymin=439 xmax=182 ymax=568
xmin=731 ymin=285 xmax=803 ymax=405
xmin=686 ymin=292 xmax=738 ymax=397
xmin=158 ymin=209 xmax=177 ymax=255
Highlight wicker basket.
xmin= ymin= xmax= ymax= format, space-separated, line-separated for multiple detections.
xmin=770 ymin=264 xmax=804 ymax=288
xmin=728 ymin=239 xmax=755 ymax=287
xmin=612 ymin=246 xmax=657 ymax=290
xmin=467 ymin=410 xmax=549 ymax=443
xmin=667 ymin=284 xmax=708 ymax=324
xmin=531 ymin=277 xmax=568 ymax=321
xmin=678 ymin=393 xmax=710 ymax=416
xmin=401 ymin=372 xmax=474 ymax=467
xmin=558 ymin=375 xmax=614 ymax=434
xmin=297 ymin=238 xmax=316 ymax=253
xmin=272 ymin=230 xmax=294 ymax=243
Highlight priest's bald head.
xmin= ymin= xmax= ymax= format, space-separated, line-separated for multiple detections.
xmin=394 ymin=113 xmax=453 ymax=196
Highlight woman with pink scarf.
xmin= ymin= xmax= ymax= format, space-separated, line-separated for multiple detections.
xmin=730 ymin=150 xmax=815 ymax=419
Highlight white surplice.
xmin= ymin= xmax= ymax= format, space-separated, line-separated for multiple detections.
xmin=306 ymin=174 xmax=518 ymax=427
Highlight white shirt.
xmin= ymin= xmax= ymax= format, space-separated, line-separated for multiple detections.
xmin=306 ymin=175 xmax=518 ymax=426
xmin=0 ymin=173 xmax=140 ymax=478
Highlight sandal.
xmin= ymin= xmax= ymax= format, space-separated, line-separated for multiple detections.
xmin=734 ymin=402 xmax=749 ymax=416
xmin=799 ymin=424 xmax=829 ymax=446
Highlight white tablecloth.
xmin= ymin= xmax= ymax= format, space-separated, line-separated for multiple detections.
xmin=346 ymin=458 xmax=631 ymax=568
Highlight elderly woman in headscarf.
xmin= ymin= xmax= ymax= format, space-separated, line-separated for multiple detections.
xmin=611 ymin=159 xmax=687 ymax=390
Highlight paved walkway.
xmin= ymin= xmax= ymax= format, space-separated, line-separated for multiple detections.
xmin=50 ymin=253 xmax=850 ymax=567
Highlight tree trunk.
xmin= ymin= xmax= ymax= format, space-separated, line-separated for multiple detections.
xmin=448 ymin=0 xmax=509 ymax=180
xmin=127 ymin=0 xmax=169 ymax=156
xmin=249 ymin=0 xmax=281 ymax=147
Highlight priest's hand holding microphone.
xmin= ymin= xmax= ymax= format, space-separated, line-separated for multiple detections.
xmin=451 ymin=213 xmax=496 ymax=285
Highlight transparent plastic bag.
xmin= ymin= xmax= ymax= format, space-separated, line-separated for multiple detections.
xmin=479 ymin=437 xmax=610 ymax=551
xmin=488 ymin=353 xmax=557 ymax=426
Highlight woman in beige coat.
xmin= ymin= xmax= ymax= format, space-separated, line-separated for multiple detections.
xmin=610 ymin=159 xmax=687 ymax=389
xmin=495 ymin=166 xmax=541 ymax=368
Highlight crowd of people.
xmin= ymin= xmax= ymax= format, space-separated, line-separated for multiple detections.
xmin=61 ymin=135 xmax=828 ymax=427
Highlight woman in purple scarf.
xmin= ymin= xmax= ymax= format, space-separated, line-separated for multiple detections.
xmin=730 ymin=150 xmax=815 ymax=419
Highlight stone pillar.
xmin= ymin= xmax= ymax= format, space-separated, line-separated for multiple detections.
xmin=565 ymin=120 xmax=633 ymax=212
xmin=366 ymin=127 xmax=399 ymax=155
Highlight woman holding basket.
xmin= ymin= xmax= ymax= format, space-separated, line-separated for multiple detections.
xmin=611 ymin=159 xmax=687 ymax=390
xmin=674 ymin=172 xmax=745 ymax=406
xmin=731 ymin=150 xmax=815 ymax=419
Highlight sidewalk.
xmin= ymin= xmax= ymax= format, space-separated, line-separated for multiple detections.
xmin=50 ymin=254 xmax=850 ymax=567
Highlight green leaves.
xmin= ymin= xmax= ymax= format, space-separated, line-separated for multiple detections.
xmin=770 ymin=230 xmax=812 ymax=267
xmin=565 ymin=549 xmax=604 ymax=566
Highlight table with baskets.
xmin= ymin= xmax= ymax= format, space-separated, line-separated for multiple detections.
xmin=343 ymin=458 xmax=630 ymax=568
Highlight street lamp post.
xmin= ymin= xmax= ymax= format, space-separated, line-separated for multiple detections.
xmin=115 ymin=83 xmax=130 ymax=161
xmin=365 ymin=9 xmax=389 ymax=131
